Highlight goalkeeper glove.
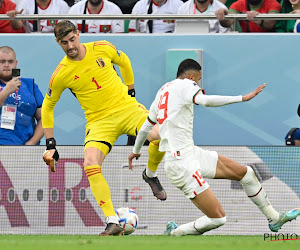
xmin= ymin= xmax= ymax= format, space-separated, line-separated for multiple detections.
xmin=43 ymin=138 xmax=59 ymax=172
xmin=128 ymin=89 xmax=135 ymax=97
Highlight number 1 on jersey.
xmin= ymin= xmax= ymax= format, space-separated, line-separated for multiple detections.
xmin=92 ymin=77 xmax=101 ymax=90
xmin=157 ymin=91 xmax=169 ymax=124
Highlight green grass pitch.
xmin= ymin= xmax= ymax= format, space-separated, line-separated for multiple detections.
xmin=0 ymin=235 xmax=299 ymax=250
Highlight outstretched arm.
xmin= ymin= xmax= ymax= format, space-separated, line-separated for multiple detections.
xmin=195 ymin=83 xmax=266 ymax=107
xmin=242 ymin=83 xmax=266 ymax=101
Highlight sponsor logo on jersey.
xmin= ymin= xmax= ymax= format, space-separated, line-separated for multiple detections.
xmin=74 ymin=75 xmax=80 ymax=81
xmin=96 ymin=58 xmax=105 ymax=68
xmin=47 ymin=87 xmax=52 ymax=97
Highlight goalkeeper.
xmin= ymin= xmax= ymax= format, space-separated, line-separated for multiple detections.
xmin=42 ymin=20 xmax=166 ymax=236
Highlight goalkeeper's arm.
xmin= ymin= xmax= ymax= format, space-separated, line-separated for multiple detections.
xmin=43 ymin=134 xmax=59 ymax=172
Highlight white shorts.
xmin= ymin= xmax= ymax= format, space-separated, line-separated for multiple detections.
xmin=164 ymin=146 xmax=218 ymax=199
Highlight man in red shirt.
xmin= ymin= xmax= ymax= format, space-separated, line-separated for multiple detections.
xmin=215 ymin=0 xmax=281 ymax=32
xmin=0 ymin=0 xmax=24 ymax=33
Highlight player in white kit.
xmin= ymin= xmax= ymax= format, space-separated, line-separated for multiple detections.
xmin=8 ymin=0 xmax=69 ymax=32
xmin=128 ymin=59 xmax=300 ymax=235
xmin=129 ymin=0 xmax=183 ymax=33
xmin=68 ymin=0 xmax=124 ymax=33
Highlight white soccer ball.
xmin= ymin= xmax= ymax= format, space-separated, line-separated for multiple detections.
xmin=115 ymin=207 xmax=138 ymax=235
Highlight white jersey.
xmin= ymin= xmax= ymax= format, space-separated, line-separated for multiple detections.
xmin=133 ymin=78 xmax=242 ymax=157
xmin=177 ymin=0 xmax=229 ymax=33
xmin=16 ymin=0 xmax=70 ymax=33
xmin=148 ymin=78 xmax=201 ymax=155
xmin=129 ymin=0 xmax=183 ymax=33
xmin=68 ymin=0 xmax=124 ymax=33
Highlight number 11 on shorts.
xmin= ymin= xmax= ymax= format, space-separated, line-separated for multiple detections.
xmin=192 ymin=171 xmax=206 ymax=187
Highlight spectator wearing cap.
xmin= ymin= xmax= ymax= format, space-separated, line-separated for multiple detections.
xmin=285 ymin=128 xmax=300 ymax=146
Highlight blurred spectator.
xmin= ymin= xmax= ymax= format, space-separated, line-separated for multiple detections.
xmin=69 ymin=0 xmax=124 ymax=33
xmin=109 ymin=0 xmax=139 ymax=14
xmin=0 ymin=0 xmax=24 ymax=33
xmin=177 ymin=0 xmax=229 ymax=33
xmin=0 ymin=46 xmax=44 ymax=145
xmin=215 ymin=0 xmax=281 ymax=32
xmin=285 ymin=128 xmax=300 ymax=146
xmin=129 ymin=0 xmax=183 ymax=33
xmin=276 ymin=0 xmax=300 ymax=32
xmin=7 ymin=0 xmax=69 ymax=33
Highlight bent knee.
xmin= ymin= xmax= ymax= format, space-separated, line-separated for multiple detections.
xmin=84 ymin=157 xmax=99 ymax=167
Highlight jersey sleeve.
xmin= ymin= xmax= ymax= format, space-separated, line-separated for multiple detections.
xmin=95 ymin=40 xmax=134 ymax=86
xmin=111 ymin=6 xmax=124 ymax=33
xmin=41 ymin=64 xmax=67 ymax=128
xmin=180 ymin=80 xmax=203 ymax=104
xmin=59 ymin=1 xmax=70 ymax=14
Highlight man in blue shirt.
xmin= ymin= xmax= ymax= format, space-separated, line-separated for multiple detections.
xmin=0 ymin=46 xmax=44 ymax=145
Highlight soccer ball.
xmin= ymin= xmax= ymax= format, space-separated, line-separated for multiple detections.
xmin=115 ymin=207 xmax=138 ymax=235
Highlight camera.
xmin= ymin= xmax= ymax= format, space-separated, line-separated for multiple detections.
xmin=12 ymin=68 xmax=20 ymax=78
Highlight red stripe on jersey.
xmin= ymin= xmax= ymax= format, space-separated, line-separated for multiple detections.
xmin=49 ymin=64 xmax=64 ymax=88
xmin=195 ymin=171 xmax=206 ymax=184
xmin=94 ymin=41 xmax=115 ymax=50
xmin=38 ymin=0 xmax=51 ymax=10
xmin=78 ymin=24 xmax=89 ymax=32
xmin=194 ymin=191 xmax=197 ymax=196
xmin=192 ymin=171 xmax=205 ymax=187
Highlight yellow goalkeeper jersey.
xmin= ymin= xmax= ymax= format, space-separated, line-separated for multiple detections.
xmin=42 ymin=40 xmax=136 ymax=128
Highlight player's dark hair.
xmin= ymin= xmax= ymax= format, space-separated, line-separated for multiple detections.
xmin=54 ymin=20 xmax=78 ymax=41
xmin=176 ymin=59 xmax=202 ymax=78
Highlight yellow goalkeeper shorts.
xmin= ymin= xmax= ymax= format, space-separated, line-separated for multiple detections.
xmin=84 ymin=101 xmax=149 ymax=155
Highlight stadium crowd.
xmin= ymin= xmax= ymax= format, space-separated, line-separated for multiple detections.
xmin=1 ymin=0 xmax=300 ymax=33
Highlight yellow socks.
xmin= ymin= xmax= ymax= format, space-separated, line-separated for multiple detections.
xmin=84 ymin=165 xmax=115 ymax=218
xmin=148 ymin=140 xmax=165 ymax=172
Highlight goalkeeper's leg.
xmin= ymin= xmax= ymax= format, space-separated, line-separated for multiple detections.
xmin=144 ymin=125 xmax=166 ymax=200
xmin=84 ymin=146 xmax=123 ymax=236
